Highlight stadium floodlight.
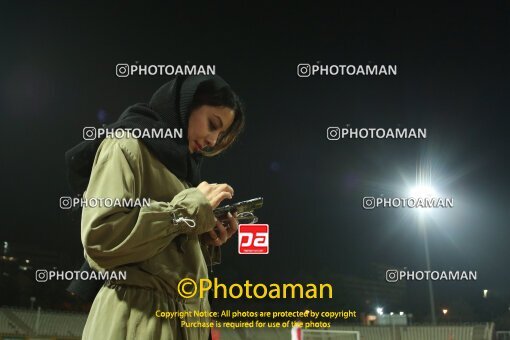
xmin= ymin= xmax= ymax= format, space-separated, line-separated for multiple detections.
xmin=409 ymin=185 xmax=437 ymax=199
xmin=442 ymin=309 xmax=448 ymax=315
xmin=409 ymin=185 xmax=438 ymax=214
xmin=376 ymin=307 xmax=383 ymax=315
xmin=408 ymin=164 xmax=438 ymax=325
xmin=399 ymin=311 xmax=404 ymax=316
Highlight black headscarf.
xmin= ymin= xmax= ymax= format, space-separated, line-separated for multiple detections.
xmin=65 ymin=75 xmax=230 ymax=301
xmin=65 ymin=74 xmax=229 ymax=196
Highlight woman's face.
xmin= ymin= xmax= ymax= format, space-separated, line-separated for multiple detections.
xmin=187 ymin=105 xmax=235 ymax=153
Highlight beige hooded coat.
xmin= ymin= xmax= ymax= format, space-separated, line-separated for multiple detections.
xmin=81 ymin=134 xmax=219 ymax=340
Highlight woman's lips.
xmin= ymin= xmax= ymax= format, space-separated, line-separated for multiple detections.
xmin=195 ymin=142 xmax=202 ymax=151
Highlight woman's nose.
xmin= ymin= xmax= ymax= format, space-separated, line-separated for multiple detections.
xmin=206 ymin=132 xmax=220 ymax=147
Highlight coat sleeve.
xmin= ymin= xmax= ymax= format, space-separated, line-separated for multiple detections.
xmin=81 ymin=137 xmax=216 ymax=271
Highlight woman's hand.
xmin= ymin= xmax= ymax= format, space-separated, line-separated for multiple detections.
xmin=201 ymin=212 xmax=239 ymax=246
xmin=197 ymin=181 xmax=234 ymax=209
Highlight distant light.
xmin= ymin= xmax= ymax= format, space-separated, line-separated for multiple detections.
xmin=270 ymin=161 xmax=281 ymax=172
xmin=376 ymin=307 xmax=383 ymax=315
xmin=399 ymin=312 xmax=404 ymax=316
xmin=442 ymin=309 xmax=448 ymax=315
xmin=97 ymin=109 xmax=108 ymax=124
xmin=483 ymin=289 xmax=488 ymax=298
xmin=390 ymin=312 xmax=394 ymax=315
xmin=25 ymin=259 xmax=30 ymax=264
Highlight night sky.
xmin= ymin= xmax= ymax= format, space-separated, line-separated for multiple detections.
xmin=1 ymin=2 xmax=509 ymax=316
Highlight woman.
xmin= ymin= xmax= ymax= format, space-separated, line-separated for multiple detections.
xmin=80 ymin=75 xmax=245 ymax=339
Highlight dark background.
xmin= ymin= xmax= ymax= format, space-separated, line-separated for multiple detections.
xmin=0 ymin=1 xmax=509 ymax=322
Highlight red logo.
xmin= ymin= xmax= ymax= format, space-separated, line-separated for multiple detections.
xmin=238 ymin=224 xmax=269 ymax=254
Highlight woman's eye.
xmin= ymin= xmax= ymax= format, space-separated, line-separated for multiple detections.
xmin=208 ymin=120 xmax=217 ymax=131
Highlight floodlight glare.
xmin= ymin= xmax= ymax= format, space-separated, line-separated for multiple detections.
xmin=409 ymin=185 xmax=437 ymax=199
xmin=409 ymin=185 xmax=438 ymax=214
xmin=376 ymin=307 xmax=383 ymax=315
